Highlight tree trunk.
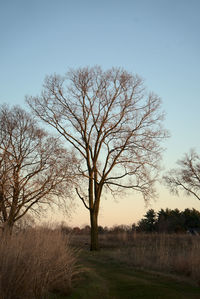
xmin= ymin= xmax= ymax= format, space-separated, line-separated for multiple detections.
xmin=90 ymin=210 xmax=99 ymax=251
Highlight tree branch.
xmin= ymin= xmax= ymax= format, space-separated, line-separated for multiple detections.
xmin=75 ymin=187 xmax=90 ymax=210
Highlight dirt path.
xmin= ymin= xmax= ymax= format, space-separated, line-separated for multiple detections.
xmin=68 ymin=251 xmax=200 ymax=299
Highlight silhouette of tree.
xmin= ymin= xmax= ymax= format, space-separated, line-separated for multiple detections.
xmin=27 ymin=66 xmax=168 ymax=250
xmin=0 ymin=105 xmax=75 ymax=233
xmin=137 ymin=209 xmax=156 ymax=232
xmin=182 ymin=208 xmax=200 ymax=230
xmin=164 ymin=150 xmax=200 ymax=200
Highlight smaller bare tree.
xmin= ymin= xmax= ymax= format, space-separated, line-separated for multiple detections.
xmin=163 ymin=150 xmax=200 ymax=200
xmin=0 ymin=105 xmax=76 ymax=233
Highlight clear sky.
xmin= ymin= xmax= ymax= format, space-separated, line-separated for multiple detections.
xmin=1 ymin=0 xmax=200 ymax=227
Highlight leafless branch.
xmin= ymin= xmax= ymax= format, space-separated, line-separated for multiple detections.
xmin=75 ymin=187 xmax=90 ymax=210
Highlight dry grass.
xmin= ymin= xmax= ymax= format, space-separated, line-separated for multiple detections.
xmin=70 ymin=232 xmax=200 ymax=284
xmin=0 ymin=228 xmax=80 ymax=299
xmin=100 ymin=233 xmax=200 ymax=284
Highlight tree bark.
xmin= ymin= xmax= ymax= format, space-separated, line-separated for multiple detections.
xmin=90 ymin=209 xmax=99 ymax=251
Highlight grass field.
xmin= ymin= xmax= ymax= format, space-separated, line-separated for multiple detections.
xmin=71 ymin=232 xmax=200 ymax=281
xmin=67 ymin=249 xmax=200 ymax=299
xmin=1 ymin=230 xmax=200 ymax=298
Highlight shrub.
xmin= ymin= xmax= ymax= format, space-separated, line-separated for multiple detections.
xmin=0 ymin=228 xmax=79 ymax=299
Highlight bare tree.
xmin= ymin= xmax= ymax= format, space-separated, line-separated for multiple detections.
xmin=27 ymin=66 xmax=168 ymax=250
xmin=164 ymin=150 xmax=200 ymax=200
xmin=0 ymin=105 xmax=75 ymax=233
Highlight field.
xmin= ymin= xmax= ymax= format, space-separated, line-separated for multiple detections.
xmin=1 ymin=230 xmax=200 ymax=298
xmin=68 ymin=232 xmax=200 ymax=298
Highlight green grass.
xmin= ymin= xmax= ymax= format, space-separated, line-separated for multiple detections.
xmin=66 ymin=250 xmax=200 ymax=299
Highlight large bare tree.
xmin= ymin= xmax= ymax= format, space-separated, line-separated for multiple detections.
xmin=0 ymin=105 xmax=75 ymax=233
xmin=27 ymin=66 xmax=168 ymax=250
xmin=164 ymin=150 xmax=200 ymax=200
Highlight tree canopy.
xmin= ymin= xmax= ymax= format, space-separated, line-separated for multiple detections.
xmin=27 ymin=66 xmax=168 ymax=250
xmin=137 ymin=208 xmax=200 ymax=233
xmin=164 ymin=150 xmax=200 ymax=200
xmin=0 ymin=105 xmax=75 ymax=232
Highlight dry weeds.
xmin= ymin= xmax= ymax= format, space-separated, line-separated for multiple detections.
xmin=0 ymin=228 xmax=80 ymax=299
xmin=71 ymin=232 xmax=200 ymax=284
xmin=101 ymin=233 xmax=200 ymax=284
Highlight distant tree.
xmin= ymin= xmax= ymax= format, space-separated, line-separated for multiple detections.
xmin=111 ymin=224 xmax=131 ymax=233
xmin=137 ymin=208 xmax=200 ymax=233
xmin=72 ymin=227 xmax=81 ymax=234
xmin=182 ymin=208 xmax=200 ymax=230
xmin=98 ymin=225 xmax=104 ymax=234
xmin=156 ymin=208 xmax=170 ymax=232
xmin=164 ymin=150 xmax=200 ymax=200
xmin=146 ymin=209 xmax=157 ymax=231
xmin=103 ymin=226 xmax=109 ymax=233
xmin=131 ymin=223 xmax=137 ymax=232
xmin=168 ymin=209 xmax=184 ymax=232
xmin=27 ymin=66 xmax=168 ymax=250
xmin=156 ymin=208 xmax=185 ymax=233
xmin=82 ymin=225 xmax=91 ymax=234
xmin=137 ymin=209 xmax=156 ymax=232
xmin=0 ymin=105 xmax=75 ymax=233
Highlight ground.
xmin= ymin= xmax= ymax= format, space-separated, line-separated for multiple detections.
xmin=66 ymin=250 xmax=200 ymax=299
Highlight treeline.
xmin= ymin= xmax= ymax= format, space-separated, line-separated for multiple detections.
xmin=137 ymin=208 xmax=200 ymax=233
xmin=61 ymin=208 xmax=200 ymax=235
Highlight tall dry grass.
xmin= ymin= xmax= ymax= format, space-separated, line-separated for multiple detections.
xmin=100 ymin=233 xmax=200 ymax=284
xmin=0 ymin=228 xmax=80 ymax=299
xmin=70 ymin=232 xmax=200 ymax=284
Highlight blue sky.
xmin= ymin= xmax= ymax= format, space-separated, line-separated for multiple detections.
xmin=1 ymin=0 xmax=200 ymax=226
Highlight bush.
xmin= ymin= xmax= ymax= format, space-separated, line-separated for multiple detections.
xmin=0 ymin=228 xmax=79 ymax=299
